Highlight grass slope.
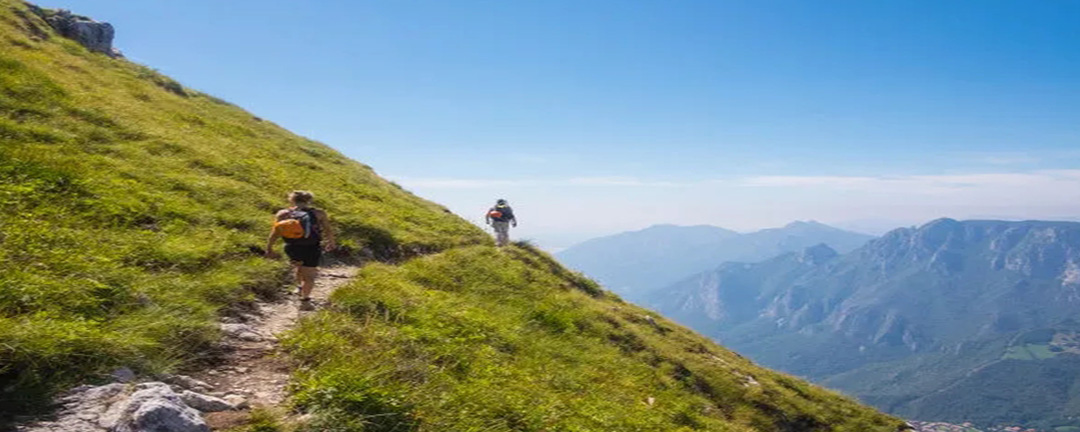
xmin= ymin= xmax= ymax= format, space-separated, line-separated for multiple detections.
xmin=1 ymin=2 xmax=905 ymax=430
xmin=0 ymin=0 xmax=485 ymax=415
xmin=285 ymin=244 xmax=905 ymax=431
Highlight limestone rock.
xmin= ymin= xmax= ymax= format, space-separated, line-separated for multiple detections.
xmin=113 ymin=383 xmax=208 ymax=432
xmin=179 ymin=390 xmax=234 ymax=413
xmin=161 ymin=375 xmax=213 ymax=393
xmin=220 ymin=323 xmax=264 ymax=341
xmin=16 ymin=383 xmax=127 ymax=432
xmin=222 ymin=394 xmax=248 ymax=410
xmin=41 ymin=9 xmax=121 ymax=57
xmin=16 ymin=382 xmax=209 ymax=432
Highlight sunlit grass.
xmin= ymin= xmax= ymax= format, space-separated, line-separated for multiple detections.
xmin=284 ymin=245 xmax=907 ymax=431
xmin=0 ymin=0 xmax=486 ymax=416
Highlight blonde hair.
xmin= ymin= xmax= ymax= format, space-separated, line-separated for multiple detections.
xmin=289 ymin=190 xmax=314 ymax=206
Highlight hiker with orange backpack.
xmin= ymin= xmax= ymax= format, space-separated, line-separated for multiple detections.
xmin=265 ymin=190 xmax=336 ymax=310
xmin=485 ymin=199 xmax=517 ymax=247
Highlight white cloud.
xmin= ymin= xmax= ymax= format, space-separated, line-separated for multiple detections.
xmin=392 ymin=169 xmax=1080 ymax=247
xmin=391 ymin=176 xmax=691 ymax=189
xmin=741 ymin=170 xmax=1080 ymax=196
xmin=565 ymin=176 xmax=685 ymax=187
xmin=953 ymin=151 xmax=1043 ymax=166
xmin=392 ymin=178 xmax=529 ymax=189
xmin=1044 ymin=169 xmax=1080 ymax=181
xmin=399 ymin=170 xmax=1080 ymax=193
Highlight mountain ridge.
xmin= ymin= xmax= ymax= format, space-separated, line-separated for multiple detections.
xmin=557 ymin=221 xmax=874 ymax=301
xmin=653 ymin=218 xmax=1080 ymax=430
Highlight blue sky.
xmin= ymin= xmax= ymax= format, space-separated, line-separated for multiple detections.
xmin=45 ymin=0 xmax=1080 ymax=248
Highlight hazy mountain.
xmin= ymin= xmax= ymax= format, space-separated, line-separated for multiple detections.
xmin=653 ymin=218 xmax=1080 ymax=430
xmin=556 ymin=221 xmax=874 ymax=301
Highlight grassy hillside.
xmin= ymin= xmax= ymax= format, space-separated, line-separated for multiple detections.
xmin=0 ymin=0 xmax=486 ymax=414
xmin=0 ymin=2 xmax=906 ymax=430
xmin=284 ymin=243 xmax=906 ymax=431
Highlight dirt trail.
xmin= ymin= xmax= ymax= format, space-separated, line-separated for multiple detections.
xmin=11 ymin=266 xmax=360 ymax=432
xmin=197 ymin=266 xmax=359 ymax=421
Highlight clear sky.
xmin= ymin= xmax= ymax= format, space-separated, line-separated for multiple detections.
xmin=44 ymin=0 xmax=1080 ymax=249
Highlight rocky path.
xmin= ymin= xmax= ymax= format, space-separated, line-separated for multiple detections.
xmin=200 ymin=265 xmax=359 ymax=425
xmin=16 ymin=265 xmax=359 ymax=432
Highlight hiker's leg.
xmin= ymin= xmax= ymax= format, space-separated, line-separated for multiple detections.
xmin=493 ymin=222 xmax=509 ymax=247
xmin=285 ymin=244 xmax=303 ymax=286
xmin=287 ymin=244 xmax=321 ymax=299
xmin=299 ymin=266 xmax=318 ymax=299
xmin=292 ymin=262 xmax=303 ymax=285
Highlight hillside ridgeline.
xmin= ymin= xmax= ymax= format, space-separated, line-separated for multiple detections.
xmin=0 ymin=2 xmax=907 ymax=430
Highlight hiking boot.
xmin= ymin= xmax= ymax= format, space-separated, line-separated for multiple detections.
xmin=299 ymin=298 xmax=315 ymax=311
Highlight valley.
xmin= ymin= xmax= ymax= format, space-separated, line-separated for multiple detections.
xmin=606 ymin=219 xmax=1080 ymax=431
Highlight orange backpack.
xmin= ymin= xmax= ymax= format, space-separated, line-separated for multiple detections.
xmin=274 ymin=207 xmax=318 ymax=243
xmin=275 ymin=218 xmax=306 ymax=239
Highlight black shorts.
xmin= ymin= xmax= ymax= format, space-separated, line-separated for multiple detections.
xmin=284 ymin=243 xmax=321 ymax=267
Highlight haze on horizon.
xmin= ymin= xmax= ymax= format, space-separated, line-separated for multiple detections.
xmin=47 ymin=0 xmax=1080 ymax=249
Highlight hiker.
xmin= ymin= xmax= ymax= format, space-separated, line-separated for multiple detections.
xmin=485 ymin=199 xmax=517 ymax=247
xmin=265 ymin=190 xmax=336 ymax=310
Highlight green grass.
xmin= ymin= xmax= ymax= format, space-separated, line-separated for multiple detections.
xmin=1 ymin=2 xmax=905 ymax=430
xmin=284 ymin=245 xmax=906 ymax=431
xmin=0 ymin=0 xmax=485 ymax=417
xmin=224 ymin=408 xmax=291 ymax=432
xmin=1003 ymin=344 xmax=1057 ymax=361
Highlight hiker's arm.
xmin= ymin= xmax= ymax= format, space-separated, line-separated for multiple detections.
xmin=318 ymin=210 xmax=337 ymax=251
xmin=265 ymin=229 xmax=281 ymax=258
xmin=485 ymin=211 xmax=492 ymax=225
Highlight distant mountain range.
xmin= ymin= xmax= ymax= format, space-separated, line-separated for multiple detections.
xmin=556 ymin=221 xmax=874 ymax=301
xmin=653 ymin=219 xmax=1080 ymax=430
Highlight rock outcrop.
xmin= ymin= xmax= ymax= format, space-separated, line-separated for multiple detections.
xmin=178 ymin=391 xmax=234 ymax=413
xmin=36 ymin=8 xmax=122 ymax=57
xmin=17 ymin=383 xmax=128 ymax=432
xmin=16 ymin=380 xmax=238 ymax=432
xmin=110 ymin=383 xmax=208 ymax=432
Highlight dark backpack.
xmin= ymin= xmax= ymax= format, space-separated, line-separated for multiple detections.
xmin=281 ymin=207 xmax=321 ymax=245
xmin=490 ymin=205 xmax=513 ymax=222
